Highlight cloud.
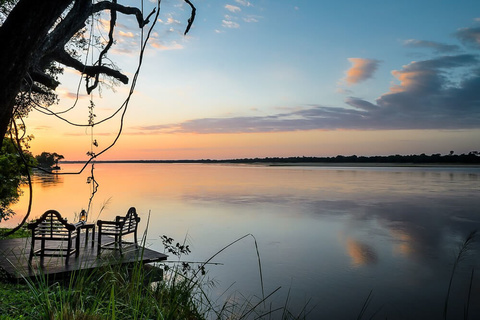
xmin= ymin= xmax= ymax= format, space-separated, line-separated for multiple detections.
xmin=140 ymin=22 xmax=480 ymax=134
xmin=243 ymin=16 xmax=259 ymax=23
xmin=387 ymin=54 xmax=476 ymax=94
xmin=225 ymin=4 xmax=241 ymax=13
xmin=372 ymin=54 xmax=480 ymax=128
xmin=455 ymin=27 xmax=480 ymax=49
xmin=138 ymin=106 xmax=367 ymax=134
xmin=222 ymin=19 xmax=240 ymax=29
xmin=150 ymin=40 xmax=183 ymax=50
xmin=57 ymin=89 xmax=88 ymax=100
xmin=118 ymin=31 xmax=135 ymax=38
xmin=221 ymin=2 xmax=261 ymax=31
xmin=403 ymin=39 xmax=460 ymax=53
xmin=140 ymin=52 xmax=480 ymax=134
xmin=343 ymin=58 xmax=380 ymax=85
xmin=235 ymin=0 xmax=252 ymax=7
xmin=158 ymin=16 xmax=181 ymax=26
xmin=33 ymin=125 xmax=53 ymax=131
xmin=345 ymin=97 xmax=378 ymax=111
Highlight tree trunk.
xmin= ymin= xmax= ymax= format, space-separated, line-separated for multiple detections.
xmin=0 ymin=0 xmax=73 ymax=148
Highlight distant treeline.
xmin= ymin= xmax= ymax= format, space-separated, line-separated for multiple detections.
xmin=231 ymin=153 xmax=480 ymax=164
xmin=64 ymin=152 xmax=480 ymax=165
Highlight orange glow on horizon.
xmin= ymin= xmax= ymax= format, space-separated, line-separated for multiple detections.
xmin=24 ymin=107 xmax=480 ymax=163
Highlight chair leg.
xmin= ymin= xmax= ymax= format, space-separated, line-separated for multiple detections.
xmin=29 ymin=236 xmax=35 ymax=261
xmin=75 ymin=229 xmax=80 ymax=257
xmin=118 ymin=235 xmax=123 ymax=255
xmin=97 ymin=228 xmax=102 ymax=256
xmin=67 ymin=233 xmax=73 ymax=263
xmin=134 ymin=231 xmax=138 ymax=248
xmin=91 ymin=226 xmax=95 ymax=248
xmin=40 ymin=238 xmax=45 ymax=257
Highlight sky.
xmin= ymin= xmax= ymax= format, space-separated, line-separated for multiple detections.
xmin=24 ymin=0 xmax=480 ymax=160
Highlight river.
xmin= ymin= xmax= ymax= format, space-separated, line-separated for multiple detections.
xmin=6 ymin=163 xmax=480 ymax=319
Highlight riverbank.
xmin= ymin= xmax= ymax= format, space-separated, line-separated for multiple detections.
xmin=267 ymin=162 xmax=480 ymax=167
xmin=59 ymin=152 xmax=480 ymax=165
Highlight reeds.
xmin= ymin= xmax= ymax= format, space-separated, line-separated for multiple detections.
xmin=444 ymin=230 xmax=477 ymax=320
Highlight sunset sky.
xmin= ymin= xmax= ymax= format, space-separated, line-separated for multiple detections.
xmin=25 ymin=0 xmax=480 ymax=160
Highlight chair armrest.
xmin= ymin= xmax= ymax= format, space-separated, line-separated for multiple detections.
xmin=97 ymin=220 xmax=122 ymax=227
xmin=73 ymin=221 xmax=85 ymax=229
xmin=97 ymin=219 xmax=123 ymax=236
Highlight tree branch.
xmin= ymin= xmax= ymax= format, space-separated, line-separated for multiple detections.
xmin=52 ymin=49 xmax=128 ymax=85
xmin=38 ymin=0 xmax=92 ymax=63
xmin=93 ymin=1 xmax=151 ymax=28
xmin=28 ymin=69 xmax=60 ymax=90
xmin=87 ymin=0 xmax=118 ymax=94
xmin=184 ymin=0 xmax=196 ymax=35
xmin=39 ymin=0 xmax=152 ymax=71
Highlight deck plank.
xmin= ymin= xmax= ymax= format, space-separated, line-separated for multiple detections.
xmin=0 ymin=235 xmax=167 ymax=281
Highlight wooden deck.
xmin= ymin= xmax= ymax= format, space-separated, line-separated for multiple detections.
xmin=0 ymin=233 xmax=167 ymax=281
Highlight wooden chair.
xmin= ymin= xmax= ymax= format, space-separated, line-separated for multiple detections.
xmin=97 ymin=207 xmax=141 ymax=255
xmin=27 ymin=210 xmax=84 ymax=262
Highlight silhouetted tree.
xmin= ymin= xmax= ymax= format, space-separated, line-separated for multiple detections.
xmin=0 ymin=0 xmax=195 ymax=233
xmin=0 ymin=0 xmax=195 ymax=148
xmin=35 ymin=152 xmax=64 ymax=169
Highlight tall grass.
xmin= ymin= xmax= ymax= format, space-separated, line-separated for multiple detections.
xmin=16 ymin=248 xmax=209 ymax=319
xmin=443 ymin=230 xmax=477 ymax=320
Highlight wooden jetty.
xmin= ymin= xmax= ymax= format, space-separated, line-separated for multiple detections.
xmin=0 ymin=234 xmax=167 ymax=282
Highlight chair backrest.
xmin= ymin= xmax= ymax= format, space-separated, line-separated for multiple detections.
xmin=27 ymin=210 xmax=77 ymax=239
xmin=119 ymin=207 xmax=140 ymax=233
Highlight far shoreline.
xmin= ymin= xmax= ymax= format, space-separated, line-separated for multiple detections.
xmin=58 ymin=160 xmax=480 ymax=168
xmin=58 ymin=153 xmax=480 ymax=167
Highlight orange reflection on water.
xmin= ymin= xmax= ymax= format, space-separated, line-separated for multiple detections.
xmin=390 ymin=228 xmax=415 ymax=257
xmin=6 ymin=167 xmax=93 ymax=227
xmin=345 ymin=237 xmax=378 ymax=267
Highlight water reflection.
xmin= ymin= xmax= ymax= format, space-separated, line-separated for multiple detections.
xmin=32 ymin=169 xmax=64 ymax=187
xmin=345 ymin=237 xmax=378 ymax=266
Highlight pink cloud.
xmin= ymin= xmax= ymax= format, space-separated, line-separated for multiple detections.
xmin=344 ymin=58 xmax=380 ymax=85
xmin=225 ymin=4 xmax=241 ymax=13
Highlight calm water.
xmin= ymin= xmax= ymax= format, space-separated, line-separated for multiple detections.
xmin=7 ymin=163 xmax=480 ymax=319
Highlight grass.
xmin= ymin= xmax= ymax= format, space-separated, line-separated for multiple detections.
xmin=0 ymin=226 xmax=30 ymax=239
xmin=0 ymin=248 xmax=215 ymax=319
xmin=0 ymin=281 xmax=38 ymax=319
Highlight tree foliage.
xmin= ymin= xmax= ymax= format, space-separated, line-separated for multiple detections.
xmin=0 ymin=138 xmax=35 ymax=222
xmin=35 ymin=152 xmax=65 ymax=169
